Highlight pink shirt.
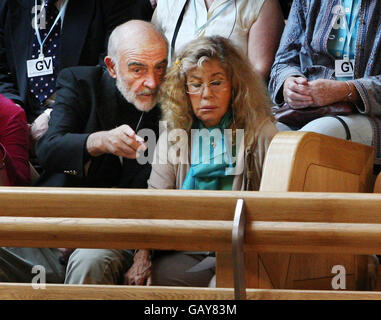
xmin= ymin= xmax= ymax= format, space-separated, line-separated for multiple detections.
xmin=0 ymin=95 xmax=30 ymax=186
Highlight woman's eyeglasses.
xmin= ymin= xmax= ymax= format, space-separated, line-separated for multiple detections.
xmin=186 ymin=80 xmax=228 ymax=95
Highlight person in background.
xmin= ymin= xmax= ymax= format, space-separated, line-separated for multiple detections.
xmin=152 ymin=0 xmax=284 ymax=81
xmin=129 ymin=36 xmax=277 ymax=286
xmin=0 ymin=94 xmax=30 ymax=186
xmin=269 ymin=0 xmax=381 ymax=163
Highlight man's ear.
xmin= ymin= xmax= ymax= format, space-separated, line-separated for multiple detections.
xmin=105 ymin=56 xmax=117 ymax=78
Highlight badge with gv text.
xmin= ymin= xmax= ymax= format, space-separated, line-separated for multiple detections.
xmin=335 ymin=59 xmax=355 ymax=78
xmin=27 ymin=57 xmax=53 ymax=78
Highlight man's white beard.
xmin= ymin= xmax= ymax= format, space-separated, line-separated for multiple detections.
xmin=116 ymin=72 xmax=157 ymax=112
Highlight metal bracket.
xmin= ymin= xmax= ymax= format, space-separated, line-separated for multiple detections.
xmin=232 ymin=198 xmax=246 ymax=300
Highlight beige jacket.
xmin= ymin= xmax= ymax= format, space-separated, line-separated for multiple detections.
xmin=148 ymin=117 xmax=277 ymax=191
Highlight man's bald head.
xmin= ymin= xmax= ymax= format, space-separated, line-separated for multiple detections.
xmin=108 ymin=20 xmax=168 ymax=63
xmin=105 ymin=20 xmax=168 ymax=112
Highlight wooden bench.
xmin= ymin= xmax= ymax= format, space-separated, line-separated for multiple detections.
xmin=1 ymin=188 xmax=381 ymax=299
xmin=0 ymin=131 xmax=379 ymax=299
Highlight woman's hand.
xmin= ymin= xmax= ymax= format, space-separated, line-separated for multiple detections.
xmin=283 ymin=76 xmax=313 ymax=108
xmin=308 ymin=79 xmax=356 ymax=106
xmin=284 ymin=78 xmax=359 ymax=108
xmin=124 ymin=249 xmax=152 ymax=286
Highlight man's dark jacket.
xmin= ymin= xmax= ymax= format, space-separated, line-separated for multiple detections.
xmin=0 ymin=0 xmax=153 ymax=121
xmin=35 ymin=65 xmax=161 ymax=188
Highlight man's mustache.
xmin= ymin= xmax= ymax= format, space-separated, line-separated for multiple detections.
xmin=136 ymin=88 xmax=158 ymax=96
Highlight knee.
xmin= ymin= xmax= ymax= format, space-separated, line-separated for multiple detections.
xmin=300 ymin=117 xmax=348 ymax=140
xmin=151 ymin=252 xmax=214 ymax=287
xmin=65 ymin=249 xmax=130 ymax=284
xmin=67 ymin=249 xmax=105 ymax=270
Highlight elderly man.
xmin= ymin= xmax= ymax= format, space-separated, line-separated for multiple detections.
xmin=0 ymin=20 xmax=168 ymax=285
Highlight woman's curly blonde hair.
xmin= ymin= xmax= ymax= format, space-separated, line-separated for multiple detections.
xmin=159 ymin=36 xmax=273 ymax=145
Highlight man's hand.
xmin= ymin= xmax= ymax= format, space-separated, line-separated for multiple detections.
xmin=86 ymin=124 xmax=146 ymax=158
xmin=30 ymin=110 xmax=51 ymax=142
xmin=124 ymin=249 xmax=152 ymax=286
xmin=283 ymin=76 xmax=313 ymax=108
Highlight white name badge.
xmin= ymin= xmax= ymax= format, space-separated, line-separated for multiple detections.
xmin=335 ymin=59 xmax=355 ymax=77
xmin=26 ymin=57 xmax=53 ymax=78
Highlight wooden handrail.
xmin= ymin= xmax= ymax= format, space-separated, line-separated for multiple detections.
xmin=2 ymin=189 xmax=381 ymax=254
xmin=0 ymin=217 xmax=232 ymax=251
xmin=2 ymin=188 xmax=381 ymax=223
xmin=0 ymin=283 xmax=381 ymax=300
xmin=0 ymin=187 xmax=237 ymax=220
xmin=246 ymin=221 xmax=381 ymax=254
xmin=0 ymin=217 xmax=381 ymax=255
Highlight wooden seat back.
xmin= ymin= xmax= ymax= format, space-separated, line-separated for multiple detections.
xmin=255 ymin=131 xmax=375 ymax=290
xmin=260 ymin=131 xmax=374 ymax=192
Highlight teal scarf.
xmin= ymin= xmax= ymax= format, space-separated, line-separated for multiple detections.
xmin=181 ymin=111 xmax=235 ymax=190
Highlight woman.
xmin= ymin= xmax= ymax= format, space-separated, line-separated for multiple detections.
xmin=0 ymin=94 xmax=30 ymax=186
xmin=269 ymin=0 xmax=381 ymax=163
xmin=125 ymin=36 xmax=277 ymax=286
xmin=151 ymin=0 xmax=284 ymax=80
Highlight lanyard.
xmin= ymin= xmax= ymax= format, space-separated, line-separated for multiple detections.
xmin=337 ymin=0 xmax=360 ymax=60
xmin=33 ymin=0 xmax=68 ymax=59
xmin=171 ymin=0 xmax=189 ymax=61
xmin=193 ymin=0 xmax=234 ymax=36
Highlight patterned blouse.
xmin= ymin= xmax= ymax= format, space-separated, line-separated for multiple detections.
xmin=269 ymin=0 xmax=381 ymax=162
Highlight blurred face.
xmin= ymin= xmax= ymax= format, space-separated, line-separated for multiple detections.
xmin=186 ymin=60 xmax=231 ymax=127
xmin=112 ymin=40 xmax=168 ymax=112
